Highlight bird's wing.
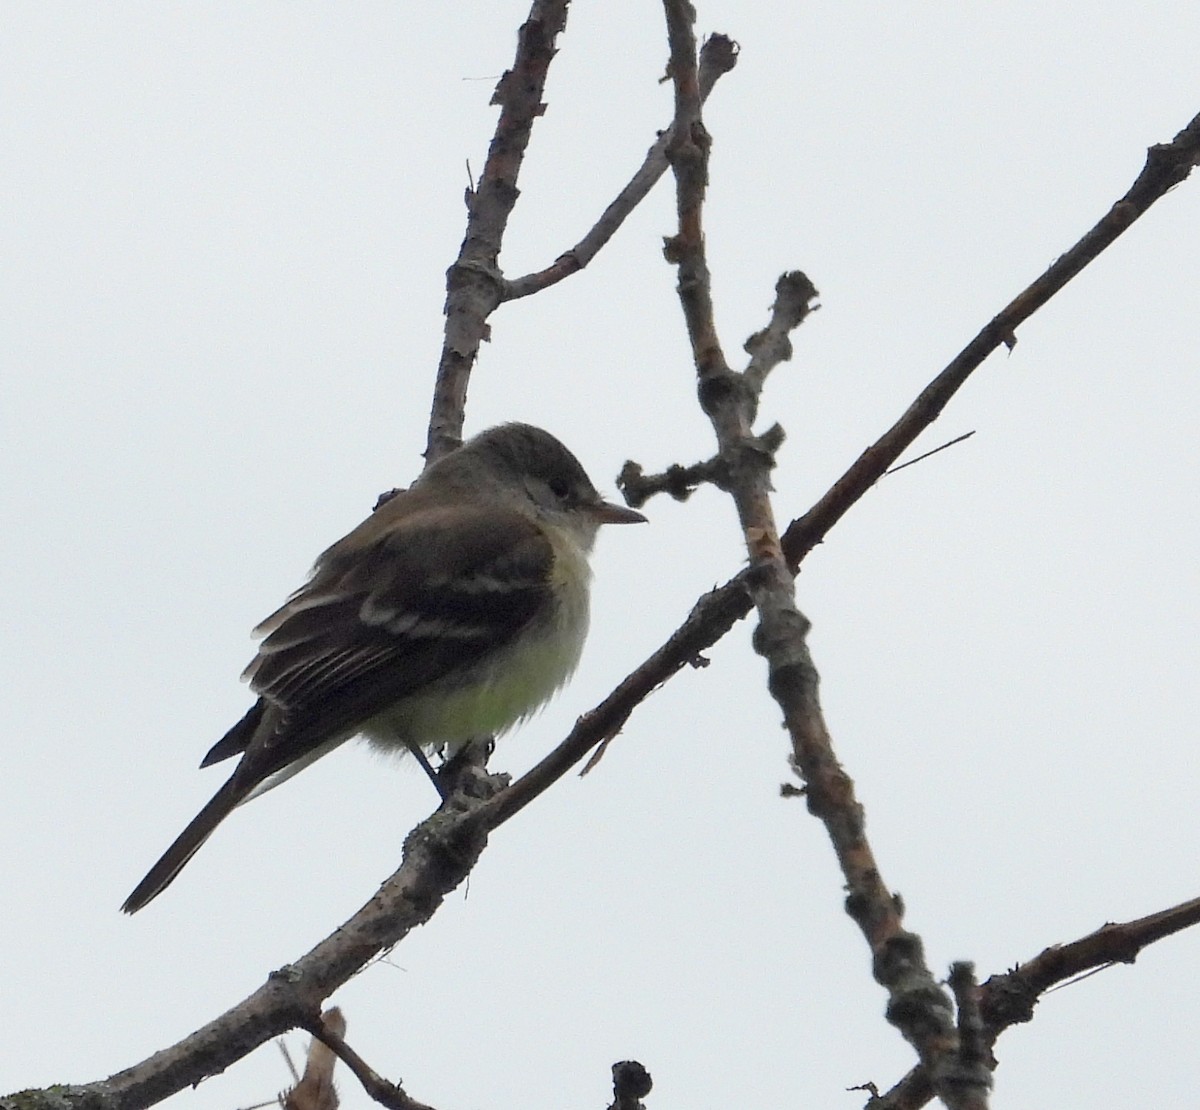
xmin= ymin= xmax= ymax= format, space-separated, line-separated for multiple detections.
xmin=201 ymin=501 xmax=554 ymax=775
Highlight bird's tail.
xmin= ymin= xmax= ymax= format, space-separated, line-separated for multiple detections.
xmin=120 ymin=774 xmax=248 ymax=914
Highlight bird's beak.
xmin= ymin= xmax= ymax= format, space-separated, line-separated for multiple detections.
xmin=590 ymin=499 xmax=648 ymax=525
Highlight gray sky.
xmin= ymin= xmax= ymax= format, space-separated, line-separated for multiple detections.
xmin=5 ymin=3 xmax=1200 ymax=1108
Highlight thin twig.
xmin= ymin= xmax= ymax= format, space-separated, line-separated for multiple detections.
xmin=884 ymin=431 xmax=975 ymax=476
xmin=743 ymin=271 xmax=820 ymax=396
xmin=616 ymin=424 xmax=787 ymax=506
xmin=616 ymin=456 xmax=723 ymax=505
xmin=783 ymin=109 xmax=1200 ymax=560
xmin=284 ymin=1008 xmax=346 ymax=1110
xmin=301 ymin=1012 xmax=436 ymax=1110
xmin=503 ymin=35 xmax=738 ymax=301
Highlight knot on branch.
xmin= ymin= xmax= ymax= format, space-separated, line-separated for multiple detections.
xmin=664 ymin=123 xmax=709 ymax=166
xmin=661 ymin=233 xmax=687 ymax=264
xmin=444 ymin=257 xmax=506 ymax=315
xmin=609 ymin=1060 xmax=653 ymax=1110
xmin=696 ymin=368 xmax=752 ymax=417
xmin=979 ymin=969 xmax=1040 ymax=1028
xmin=744 ymin=329 xmax=792 ymax=364
xmin=1145 ymin=136 xmax=1200 ymax=183
xmin=262 ymin=963 xmax=321 ymax=1026
xmin=874 ymin=931 xmax=940 ymax=995
xmin=752 ymin=613 xmax=811 ymax=665
xmin=732 ymin=423 xmax=786 ymax=471
xmin=699 ymin=33 xmax=740 ymax=80
xmin=884 ymin=979 xmax=956 ymax=1044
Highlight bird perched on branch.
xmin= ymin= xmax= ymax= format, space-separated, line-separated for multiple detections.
xmin=122 ymin=423 xmax=645 ymax=912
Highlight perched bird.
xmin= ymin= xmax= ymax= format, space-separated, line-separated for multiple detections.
xmin=122 ymin=423 xmax=645 ymax=912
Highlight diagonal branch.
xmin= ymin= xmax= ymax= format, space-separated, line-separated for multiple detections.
xmin=38 ymin=773 xmax=504 ymax=1110
xmin=503 ymin=34 xmax=739 ymax=302
xmin=783 ymin=108 xmax=1200 ymax=558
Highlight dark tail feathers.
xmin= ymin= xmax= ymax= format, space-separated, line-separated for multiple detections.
xmin=120 ymin=774 xmax=248 ymax=913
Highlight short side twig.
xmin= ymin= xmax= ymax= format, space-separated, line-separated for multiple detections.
xmin=504 ymin=34 xmax=739 ymax=302
xmin=284 ymin=1008 xmax=345 ymax=1110
xmin=300 ymin=1011 xmax=436 ymax=1110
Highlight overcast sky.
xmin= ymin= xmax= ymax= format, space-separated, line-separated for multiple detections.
xmin=5 ymin=4 xmax=1200 ymax=1109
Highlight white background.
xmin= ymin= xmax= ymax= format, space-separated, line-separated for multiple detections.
xmin=4 ymin=3 xmax=1200 ymax=1108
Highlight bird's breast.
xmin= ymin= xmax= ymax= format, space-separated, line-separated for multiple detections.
xmin=362 ymin=539 xmax=592 ymax=752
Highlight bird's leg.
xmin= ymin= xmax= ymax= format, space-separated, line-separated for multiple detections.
xmin=405 ymin=739 xmax=449 ymax=799
xmin=406 ymin=737 xmax=497 ymax=801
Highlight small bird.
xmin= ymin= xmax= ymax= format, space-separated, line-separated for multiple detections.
xmin=122 ymin=423 xmax=645 ymax=912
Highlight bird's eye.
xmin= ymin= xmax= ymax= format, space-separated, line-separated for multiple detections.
xmin=548 ymin=476 xmax=572 ymax=500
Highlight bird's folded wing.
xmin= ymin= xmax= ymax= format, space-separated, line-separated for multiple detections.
xmin=202 ymin=502 xmax=554 ymax=771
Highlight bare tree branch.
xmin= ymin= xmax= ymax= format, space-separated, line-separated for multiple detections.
xmin=18 ymin=772 xmax=504 ymax=1110
xmin=783 ymin=108 xmax=1200 ymax=559
xmin=570 ymin=104 xmax=1200 ymax=793
xmin=503 ymin=34 xmax=739 ymax=301
xmin=426 ymin=0 xmax=572 ymax=463
xmin=872 ymin=895 xmax=1200 ymax=1109
xmin=298 ymin=1011 xmax=435 ymax=1110
xmin=284 ymin=1008 xmax=345 ymax=1110
xmin=659 ymin=1 xmax=989 ymax=1105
